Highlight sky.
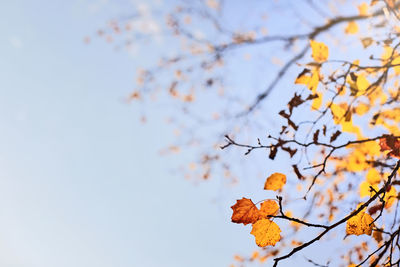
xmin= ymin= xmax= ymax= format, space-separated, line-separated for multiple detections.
xmin=0 ymin=1 xmax=260 ymax=266
xmin=0 ymin=0 xmax=377 ymax=266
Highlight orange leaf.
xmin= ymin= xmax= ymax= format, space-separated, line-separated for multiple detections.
xmin=259 ymin=200 xmax=279 ymax=218
xmin=264 ymin=173 xmax=286 ymax=191
xmin=250 ymin=219 xmax=281 ymax=247
xmin=231 ymin=198 xmax=260 ymax=225
xmin=346 ymin=210 xmax=374 ymax=236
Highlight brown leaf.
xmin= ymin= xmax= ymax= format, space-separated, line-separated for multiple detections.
xmin=330 ymin=130 xmax=341 ymax=142
xmin=288 ymin=93 xmax=305 ymax=113
xmin=269 ymin=146 xmax=278 ymax=160
xmin=379 ymin=134 xmax=400 ymax=158
xmin=368 ymin=204 xmax=383 ymax=215
xmin=231 ymin=198 xmax=261 ymax=225
xmin=313 ymin=129 xmax=320 ymax=143
xmin=282 ymin=146 xmax=297 ymax=157
xmin=292 ymin=165 xmax=305 ymax=180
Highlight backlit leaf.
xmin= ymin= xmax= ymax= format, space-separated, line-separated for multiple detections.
xmin=264 ymin=173 xmax=286 ymax=191
xmin=310 ymin=40 xmax=329 ymax=63
xmin=250 ymin=219 xmax=281 ymax=247
xmin=345 ymin=21 xmax=359 ymax=34
xmin=295 ymin=68 xmax=319 ymax=92
xmin=231 ymin=198 xmax=260 ymax=225
xmin=346 ymin=210 xmax=374 ymax=236
xmin=366 ymin=169 xmax=381 ymax=184
xmin=359 ymin=181 xmax=378 ymax=198
xmin=259 ymin=200 xmax=279 ymax=218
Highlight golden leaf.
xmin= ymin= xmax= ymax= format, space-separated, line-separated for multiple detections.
xmin=384 ymin=186 xmax=397 ymax=209
xmin=345 ymin=21 xmax=359 ymax=34
xmin=356 ymin=75 xmax=370 ymax=92
xmin=259 ymin=200 xmax=279 ymax=218
xmin=366 ymin=169 xmax=381 ymax=184
xmin=250 ymin=219 xmax=281 ymax=247
xmin=359 ymin=181 xmax=378 ymax=198
xmin=312 ymin=92 xmax=322 ymax=110
xmin=310 ymin=40 xmax=329 ymax=63
xmin=346 ymin=210 xmax=374 ymax=236
xmin=231 ymin=198 xmax=260 ymax=225
xmin=264 ymin=173 xmax=286 ymax=191
xmin=295 ymin=68 xmax=319 ymax=93
xmin=358 ymin=2 xmax=369 ymax=16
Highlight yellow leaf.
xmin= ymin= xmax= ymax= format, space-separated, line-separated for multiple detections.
xmin=359 ymin=181 xmax=378 ymax=198
xmin=384 ymin=186 xmax=397 ymax=208
xmin=348 ymin=74 xmax=370 ymax=96
xmin=346 ymin=210 xmax=374 ymax=236
xmin=356 ymin=75 xmax=370 ymax=92
xmin=312 ymin=92 xmax=322 ymax=110
xmin=345 ymin=21 xmax=359 ymax=34
xmin=259 ymin=200 xmax=279 ymax=218
xmin=310 ymin=40 xmax=329 ymax=63
xmin=231 ymin=198 xmax=261 ymax=225
xmin=358 ymin=2 xmax=369 ymax=16
xmin=264 ymin=173 xmax=286 ymax=191
xmin=250 ymin=219 xmax=281 ymax=247
xmin=392 ymin=56 xmax=400 ymax=74
xmin=366 ymin=169 xmax=381 ymax=184
xmin=295 ymin=68 xmax=319 ymax=92
xmin=354 ymin=102 xmax=370 ymax=115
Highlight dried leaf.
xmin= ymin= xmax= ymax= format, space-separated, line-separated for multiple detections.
xmin=379 ymin=135 xmax=400 ymax=158
xmin=361 ymin=37 xmax=373 ymax=48
xmin=292 ymin=164 xmax=304 ymax=180
xmin=281 ymin=146 xmax=297 ymax=157
xmin=346 ymin=210 xmax=374 ymax=236
xmin=231 ymin=198 xmax=260 ymax=225
xmin=313 ymin=129 xmax=320 ymax=143
xmin=288 ymin=93 xmax=305 ymax=113
xmin=330 ymin=130 xmax=342 ymax=142
xmin=269 ymin=146 xmax=278 ymax=160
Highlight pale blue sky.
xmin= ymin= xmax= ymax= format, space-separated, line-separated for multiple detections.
xmin=0 ymin=1 xmax=258 ymax=266
xmin=0 ymin=0 xmax=376 ymax=266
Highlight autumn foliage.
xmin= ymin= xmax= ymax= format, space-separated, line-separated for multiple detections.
xmin=95 ymin=0 xmax=400 ymax=266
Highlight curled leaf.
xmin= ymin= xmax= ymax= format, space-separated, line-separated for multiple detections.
xmin=250 ymin=219 xmax=281 ymax=247
xmin=346 ymin=210 xmax=374 ymax=236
